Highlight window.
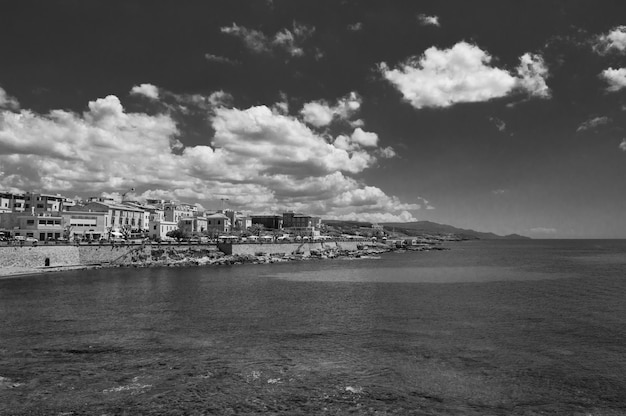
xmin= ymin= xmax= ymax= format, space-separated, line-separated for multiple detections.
xmin=39 ymin=220 xmax=46 ymax=225
xmin=27 ymin=220 xmax=35 ymax=225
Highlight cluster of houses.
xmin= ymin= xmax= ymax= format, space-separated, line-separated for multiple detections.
xmin=0 ymin=191 xmax=322 ymax=242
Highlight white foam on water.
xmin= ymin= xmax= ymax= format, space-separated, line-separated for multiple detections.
xmin=345 ymin=386 xmax=363 ymax=394
xmin=0 ymin=375 xmax=23 ymax=388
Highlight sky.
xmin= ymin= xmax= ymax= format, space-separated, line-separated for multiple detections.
xmin=0 ymin=0 xmax=625 ymax=238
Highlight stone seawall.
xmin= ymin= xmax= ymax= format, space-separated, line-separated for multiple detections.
xmin=78 ymin=245 xmax=143 ymax=265
xmin=0 ymin=243 xmax=221 ymax=273
xmin=0 ymin=245 xmax=80 ymax=269
xmin=217 ymin=241 xmax=362 ymax=256
xmin=0 ymin=241 xmax=367 ymax=276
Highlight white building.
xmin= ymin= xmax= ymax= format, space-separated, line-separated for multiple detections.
xmin=148 ymin=220 xmax=178 ymax=240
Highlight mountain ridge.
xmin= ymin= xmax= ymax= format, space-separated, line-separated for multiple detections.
xmin=322 ymin=219 xmax=530 ymax=240
xmin=380 ymin=221 xmax=531 ymax=240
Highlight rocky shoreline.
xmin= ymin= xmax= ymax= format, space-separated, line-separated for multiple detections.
xmin=0 ymin=242 xmax=450 ymax=278
xmin=126 ymin=242 xmax=449 ymax=268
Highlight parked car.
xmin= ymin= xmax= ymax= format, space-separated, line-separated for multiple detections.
xmin=13 ymin=236 xmax=26 ymax=241
xmin=25 ymin=237 xmax=39 ymax=243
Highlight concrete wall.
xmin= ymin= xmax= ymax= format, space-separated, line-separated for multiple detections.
xmin=217 ymin=240 xmax=361 ymax=256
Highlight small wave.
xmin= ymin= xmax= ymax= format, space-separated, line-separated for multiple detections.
xmin=103 ymin=377 xmax=152 ymax=394
xmin=345 ymin=386 xmax=364 ymax=394
xmin=0 ymin=376 xmax=23 ymax=389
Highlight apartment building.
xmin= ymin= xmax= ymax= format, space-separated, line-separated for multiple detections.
xmin=205 ymin=213 xmax=231 ymax=233
xmin=148 ymin=220 xmax=178 ymax=240
xmin=163 ymin=202 xmax=196 ymax=223
xmin=7 ymin=213 xmax=64 ymax=241
xmin=222 ymin=209 xmax=251 ymax=231
xmin=60 ymin=211 xmax=108 ymax=240
xmin=178 ymin=216 xmax=209 ymax=235
xmin=251 ymin=215 xmax=283 ymax=230
xmin=0 ymin=192 xmax=29 ymax=213
xmin=23 ymin=192 xmax=66 ymax=213
xmin=121 ymin=201 xmax=151 ymax=232
xmin=77 ymin=201 xmax=145 ymax=233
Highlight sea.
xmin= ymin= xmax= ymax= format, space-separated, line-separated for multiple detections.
xmin=1 ymin=239 xmax=626 ymax=415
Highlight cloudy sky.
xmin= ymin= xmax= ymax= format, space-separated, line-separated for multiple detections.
xmin=1 ymin=1 xmax=625 ymax=238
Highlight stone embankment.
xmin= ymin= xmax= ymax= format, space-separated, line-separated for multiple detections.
xmin=0 ymin=240 xmax=448 ymax=277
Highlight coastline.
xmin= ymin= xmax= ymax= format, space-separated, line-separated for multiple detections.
xmin=0 ymin=242 xmax=448 ymax=279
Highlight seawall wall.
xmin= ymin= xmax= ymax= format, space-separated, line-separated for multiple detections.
xmin=217 ymin=241 xmax=362 ymax=256
xmin=0 ymin=245 xmax=80 ymax=269
xmin=0 ymin=241 xmax=365 ymax=274
xmin=0 ymin=243 xmax=221 ymax=271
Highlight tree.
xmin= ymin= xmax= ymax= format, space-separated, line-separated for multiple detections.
xmin=248 ymin=223 xmax=265 ymax=236
xmin=166 ymin=229 xmax=187 ymax=241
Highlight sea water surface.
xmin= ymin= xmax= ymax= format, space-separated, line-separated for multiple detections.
xmin=1 ymin=240 xmax=626 ymax=415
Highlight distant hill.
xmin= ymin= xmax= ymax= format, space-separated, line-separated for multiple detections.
xmin=321 ymin=219 xmax=530 ymax=240
xmin=380 ymin=221 xmax=531 ymax=240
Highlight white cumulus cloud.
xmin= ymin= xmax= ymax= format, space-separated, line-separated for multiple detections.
xmin=0 ymin=90 xmax=415 ymax=221
xmin=380 ymin=42 xmax=550 ymax=109
xmin=211 ymin=105 xmax=373 ymax=176
xmin=0 ymin=87 xmax=19 ymax=110
xmin=620 ymin=138 xmax=626 ymax=151
xmin=595 ymin=25 xmax=626 ymax=54
xmin=516 ymin=53 xmax=551 ymax=98
xmin=300 ymin=92 xmax=362 ymax=128
xmin=601 ymin=67 xmax=626 ymax=91
xmin=130 ymin=83 xmax=159 ymax=100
